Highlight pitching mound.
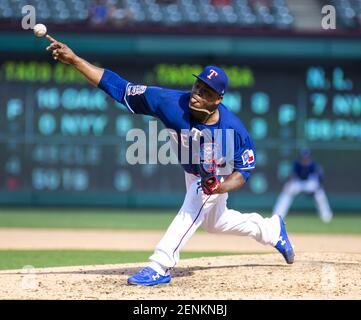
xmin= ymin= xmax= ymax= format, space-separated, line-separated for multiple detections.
xmin=0 ymin=252 xmax=360 ymax=300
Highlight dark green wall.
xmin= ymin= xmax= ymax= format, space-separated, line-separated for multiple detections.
xmin=1 ymin=31 xmax=361 ymax=59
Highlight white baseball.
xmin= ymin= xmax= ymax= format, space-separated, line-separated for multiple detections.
xmin=33 ymin=24 xmax=47 ymax=37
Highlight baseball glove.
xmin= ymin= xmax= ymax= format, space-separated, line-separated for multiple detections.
xmin=198 ymin=143 xmax=223 ymax=195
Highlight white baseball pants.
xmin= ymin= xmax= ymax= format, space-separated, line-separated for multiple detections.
xmin=148 ymin=172 xmax=281 ymax=275
xmin=272 ymin=178 xmax=333 ymax=223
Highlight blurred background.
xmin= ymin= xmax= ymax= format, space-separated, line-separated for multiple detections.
xmin=0 ymin=0 xmax=360 ymax=214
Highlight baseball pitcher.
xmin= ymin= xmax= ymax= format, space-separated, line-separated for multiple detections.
xmin=46 ymin=35 xmax=295 ymax=286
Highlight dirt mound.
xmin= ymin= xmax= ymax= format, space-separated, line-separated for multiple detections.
xmin=1 ymin=252 xmax=360 ymax=300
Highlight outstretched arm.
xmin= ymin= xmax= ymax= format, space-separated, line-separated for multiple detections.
xmin=45 ymin=35 xmax=161 ymax=116
xmin=46 ymin=35 xmax=104 ymax=86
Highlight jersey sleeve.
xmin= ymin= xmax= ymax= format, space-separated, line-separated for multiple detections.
xmin=232 ymin=134 xmax=256 ymax=182
xmin=98 ymin=69 xmax=162 ymax=117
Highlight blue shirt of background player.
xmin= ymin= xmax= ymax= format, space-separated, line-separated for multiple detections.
xmin=293 ymin=160 xmax=324 ymax=183
xmin=98 ymin=69 xmax=256 ymax=182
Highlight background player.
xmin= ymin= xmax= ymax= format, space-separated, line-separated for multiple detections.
xmin=46 ymin=35 xmax=295 ymax=286
xmin=272 ymin=148 xmax=333 ymax=223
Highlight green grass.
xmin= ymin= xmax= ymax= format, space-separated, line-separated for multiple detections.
xmin=283 ymin=214 xmax=361 ymax=234
xmin=0 ymin=250 xmax=244 ymax=271
xmin=0 ymin=209 xmax=360 ymax=234
xmin=0 ymin=209 xmax=174 ymax=230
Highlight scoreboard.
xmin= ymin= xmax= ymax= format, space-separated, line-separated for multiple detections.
xmin=1 ymin=53 xmax=360 ymax=208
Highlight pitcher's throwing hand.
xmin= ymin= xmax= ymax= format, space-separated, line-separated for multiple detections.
xmin=46 ymin=35 xmax=77 ymax=65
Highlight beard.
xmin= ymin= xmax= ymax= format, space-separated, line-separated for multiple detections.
xmin=189 ymin=105 xmax=216 ymax=123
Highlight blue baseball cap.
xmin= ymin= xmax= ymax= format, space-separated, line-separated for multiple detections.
xmin=193 ymin=66 xmax=229 ymax=96
xmin=300 ymin=148 xmax=311 ymax=158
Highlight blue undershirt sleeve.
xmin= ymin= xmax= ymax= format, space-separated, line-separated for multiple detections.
xmin=98 ymin=69 xmax=161 ymax=117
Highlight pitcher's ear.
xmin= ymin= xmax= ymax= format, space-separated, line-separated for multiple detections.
xmin=216 ymin=95 xmax=223 ymax=105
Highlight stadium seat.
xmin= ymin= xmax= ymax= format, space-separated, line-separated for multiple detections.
xmin=0 ymin=0 xmax=297 ymax=30
xmin=329 ymin=0 xmax=361 ymax=29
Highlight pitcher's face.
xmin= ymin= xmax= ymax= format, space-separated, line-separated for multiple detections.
xmin=189 ymin=80 xmax=222 ymax=122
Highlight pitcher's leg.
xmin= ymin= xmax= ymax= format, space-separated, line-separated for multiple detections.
xmin=148 ymin=179 xmax=219 ymax=274
xmin=205 ymin=208 xmax=281 ymax=246
xmin=148 ymin=199 xmax=207 ymax=273
xmin=202 ymin=202 xmax=294 ymax=263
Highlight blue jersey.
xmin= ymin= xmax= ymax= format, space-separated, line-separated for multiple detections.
xmin=98 ymin=69 xmax=256 ymax=181
xmin=293 ymin=160 xmax=323 ymax=183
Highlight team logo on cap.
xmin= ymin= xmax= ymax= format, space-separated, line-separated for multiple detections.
xmin=207 ymin=69 xmax=218 ymax=80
